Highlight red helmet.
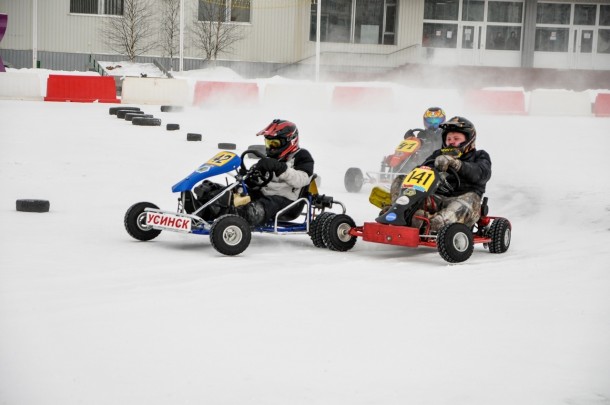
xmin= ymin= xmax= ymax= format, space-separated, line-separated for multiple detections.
xmin=256 ymin=119 xmax=300 ymax=160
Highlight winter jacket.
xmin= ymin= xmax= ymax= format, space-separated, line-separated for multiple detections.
xmin=424 ymin=148 xmax=492 ymax=197
xmin=261 ymin=149 xmax=314 ymax=201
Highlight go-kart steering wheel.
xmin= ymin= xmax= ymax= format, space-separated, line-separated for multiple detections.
xmin=404 ymin=128 xmax=425 ymax=138
xmin=437 ymin=166 xmax=461 ymax=194
xmin=240 ymin=149 xmax=273 ymax=189
xmin=420 ymin=157 xmax=461 ymax=194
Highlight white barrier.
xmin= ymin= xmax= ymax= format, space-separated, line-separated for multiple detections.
xmin=529 ymin=89 xmax=592 ymax=116
xmin=121 ymin=77 xmax=189 ymax=106
xmin=0 ymin=72 xmax=43 ymax=100
xmin=262 ymin=82 xmax=332 ymax=110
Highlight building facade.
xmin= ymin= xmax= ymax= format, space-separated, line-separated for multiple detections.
xmin=1 ymin=0 xmax=609 ymax=77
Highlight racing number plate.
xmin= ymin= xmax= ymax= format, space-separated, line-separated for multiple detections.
xmin=395 ymin=137 xmax=421 ymax=154
xmin=402 ymin=166 xmax=436 ymax=192
xmin=196 ymin=151 xmax=237 ymax=173
xmin=206 ymin=151 xmax=236 ymax=166
xmin=146 ymin=212 xmax=192 ymax=232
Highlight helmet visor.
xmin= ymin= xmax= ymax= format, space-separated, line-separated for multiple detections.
xmin=265 ymin=138 xmax=282 ymax=149
xmin=424 ymin=116 xmax=444 ymax=128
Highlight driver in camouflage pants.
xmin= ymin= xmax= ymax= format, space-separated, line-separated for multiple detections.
xmin=414 ymin=116 xmax=492 ymax=232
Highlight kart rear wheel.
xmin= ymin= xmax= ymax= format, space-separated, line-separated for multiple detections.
xmin=308 ymin=212 xmax=333 ymax=248
xmin=437 ymin=223 xmax=474 ymax=263
xmin=488 ymin=218 xmax=511 ymax=254
xmin=344 ymin=167 xmax=364 ymax=193
xmin=124 ymin=202 xmax=162 ymax=241
xmin=210 ymin=214 xmax=252 ymax=256
xmin=323 ymin=214 xmax=357 ymax=252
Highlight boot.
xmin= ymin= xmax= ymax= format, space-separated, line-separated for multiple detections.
xmin=430 ymin=215 xmax=445 ymax=232
xmin=410 ymin=209 xmax=427 ymax=231
xmin=236 ymin=202 xmax=266 ymax=226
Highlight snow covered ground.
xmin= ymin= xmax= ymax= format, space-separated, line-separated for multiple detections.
xmin=1 ymin=71 xmax=610 ymax=405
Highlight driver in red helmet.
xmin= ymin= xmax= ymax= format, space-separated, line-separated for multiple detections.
xmin=238 ymin=119 xmax=314 ymax=226
xmin=415 ymin=116 xmax=492 ymax=232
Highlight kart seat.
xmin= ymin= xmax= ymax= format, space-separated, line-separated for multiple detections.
xmin=277 ymin=174 xmax=318 ymax=221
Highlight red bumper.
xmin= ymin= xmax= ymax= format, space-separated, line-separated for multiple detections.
xmin=350 ymin=222 xmax=420 ymax=247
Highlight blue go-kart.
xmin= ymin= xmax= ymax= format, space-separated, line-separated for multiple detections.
xmin=124 ymin=149 xmax=356 ymax=255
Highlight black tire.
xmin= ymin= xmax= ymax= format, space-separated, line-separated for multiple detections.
xmin=308 ymin=212 xmax=334 ymax=248
xmin=488 ymin=218 xmax=511 ymax=254
xmin=344 ymin=167 xmax=364 ymax=193
xmin=210 ymin=214 xmax=252 ymax=256
xmin=246 ymin=144 xmax=267 ymax=159
xmin=218 ymin=142 xmax=237 ymax=150
xmin=437 ymin=223 xmax=474 ymax=263
xmin=323 ymin=214 xmax=357 ymax=252
xmin=161 ymin=105 xmax=183 ymax=112
xmin=16 ymin=199 xmax=50 ymax=213
xmin=132 ymin=117 xmax=161 ymax=126
xmin=166 ymin=123 xmax=180 ymax=131
xmin=109 ymin=106 xmax=140 ymax=115
xmin=187 ymin=133 xmax=202 ymax=141
xmin=117 ymin=108 xmax=143 ymax=118
xmin=124 ymin=202 xmax=162 ymax=241
xmin=124 ymin=112 xmax=147 ymax=121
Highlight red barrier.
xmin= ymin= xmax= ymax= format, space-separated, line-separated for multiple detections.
xmin=44 ymin=75 xmax=119 ymax=103
xmin=331 ymin=86 xmax=394 ymax=110
xmin=464 ymin=89 xmax=526 ymax=115
xmin=593 ymin=93 xmax=610 ymax=117
xmin=193 ymin=81 xmax=259 ymax=106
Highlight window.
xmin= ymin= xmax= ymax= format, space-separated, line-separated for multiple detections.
xmin=424 ymin=0 xmax=459 ymax=21
xmin=310 ymin=0 xmax=397 ymax=44
xmin=422 ymin=23 xmax=458 ymax=48
xmin=462 ymin=1 xmax=484 ymax=22
xmin=423 ymin=0 xmax=459 ymax=49
xmin=536 ymin=3 xmax=571 ymax=25
xmin=423 ymin=0 xmax=523 ymax=51
xmin=383 ymin=0 xmax=396 ymax=45
xmin=198 ymin=0 xmax=250 ymax=23
xmin=488 ymin=1 xmax=522 ymax=23
xmin=598 ymin=29 xmax=610 ymax=53
xmin=601 ymin=5 xmax=610 ymax=26
xmin=70 ymin=0 xmax=123 ymax=15
xmin=486 ymin=25 xmax=521 ymax=50
xmin=535 ymin=27 xmax=569 ymax=51
xmin=574 ymin=4 xmax=596 ymax=25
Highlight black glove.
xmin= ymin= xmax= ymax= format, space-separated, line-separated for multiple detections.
xmin=404 ymin=129 xmax=414 ymax=139
xmin=434 ymin=155 xmax=462 ymax=172
xmin=256 ymin=157 xmax=287 ymax=176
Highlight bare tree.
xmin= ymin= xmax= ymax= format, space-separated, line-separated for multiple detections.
xmin=101 ymin=0 xmax=156 ymax=62
xmin=191 ymin=0 xmax=245 ymax=61
xmin=160 ymin=0 xmax=181 ymax=70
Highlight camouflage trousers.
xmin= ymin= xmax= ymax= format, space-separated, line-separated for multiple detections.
xmin=428 ymin=192 xmax=482 ymax=232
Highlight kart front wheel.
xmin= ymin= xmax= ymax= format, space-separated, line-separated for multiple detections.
xmin=344 ymin=167 xmax=364 ymax=193
xmin=488 ymin=218 xmax=511 ymax=254
xmin=323 ymin=214 xmax=357 ymax=252
xmin=210 ymin=214 xmax=252 ymax=256
xmin=437 ymin=223 xmax=474 ymax=263
xmin=124 ymin=202 xmax=162 ymax=241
